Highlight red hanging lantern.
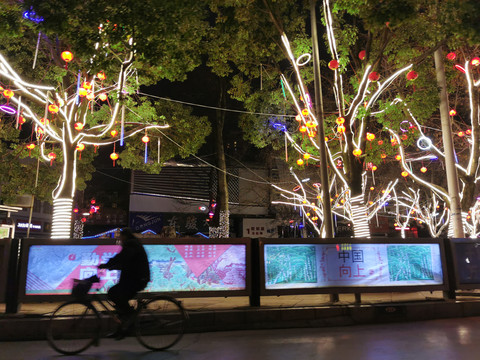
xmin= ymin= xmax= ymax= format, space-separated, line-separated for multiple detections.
xmin=99 ymin=93 xmax=108 ymax=101
xmin=78 ymin=88 xmax=88 ymax=97
xmin=301 ymin=109 xmax=309 ymax=116
xmin=366 ymin=132 xmax=375 ymax=141
xmin=395 ymin=154 xmax=402 ymax=161
xmin=378 ymin=140 xmax=384 ymax=145
xmin=336 ymin=117 xmax=345 ymax=125
xmin=76 ymin=143 xmax=85 ymax=159
xmin=458 ymin=131 xmax=465 ymax=137
xmin=446 ymin=52 xmax=456 ymax=61
xmin=420 ymin=166 xmax=427 ymax=173
xmin=381 ymin=153 xmax=387 ymax=159
xmin=18 ymin=115 xmax=25 ymax=129
xmin=48 ymin=152 xmax=56 ymax=165
xmin=86 ymin=92 xmax=94 ymax=101
xmin=449 ymin=109 xmax=457 ymax=116
xmin=142 ymin=135 xmax=150 ymax=143
xmin=299 ymin=125 xmax=307 ymax=133
xmin=372 ymin=165 xmax=378 ymax=171
xmin=48 ymin=104 xmax=59 ymax=114
xmin=96 ymin=72 xmax=106 ymax=81
xmin=74 ymin=122 xmax=84 ymax=131
xmin=358 ymin=50 xmax=366 ymax=60
xmin=296 ymin=159 xmax=304 ymax=166
xmin=61 ymin=51 xmax=73 ymax=63
xmin=110 ymin=152 xmax=119 ymax=166
xmin=328 ymin=60 xmax=339 ymax=70
xmin=401 ymin=171 xmax=409 ymax=178
xmin=368 ymin=72 xmax=380 ymax=82
xmin=406 ymin=70 xmax=418 ymax=81
xmin=110 ymin=129 xmax=118 ymax=137
xmin=337 ymin=124 xmax=346 ymax=134
xmin=3 ymin=89 xmax=13 ymax=99
xmin=303 ymin=153 xmax=311 ymax=160
xmin=82 ymin=82 xmax=92 ymax=90
xmin=471 ymin=57 xmax=480 ymax=67
xmin=353 ymin=149 xmax=362 ymax=157
xmin=26 ymin=143 xmax=35 ymax=156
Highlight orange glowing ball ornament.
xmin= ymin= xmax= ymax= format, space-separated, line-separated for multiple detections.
xmin=99 ymin=93 xmax=108 ymax=101
xmin=74 ymin=122 xmax=84 ymax=131
xmin=48 ymin=104 xmax=59 ymax=114
xmin=401 ymin=171 xmax=409 ymax=178
xmin=3 ymin=89 xmax=13 ymax=99
xmin=366 ymin=132 xmax=375 ymax=141
xmin=303 ymin=153 xmax=311 ymax=160
xmin=297 ymin=159 xmax=304 ymax=166
xmin=328 ymin=60 xmax=339 ymax=70
xmin=142 ymin=135 xmax=150 ymax=143
xmin=61 ymin=51 xmax=73 ymax=63
xmin=96 ymin=72 xmax=106 ymax=81
xmin=352 ymin=149 xmax=362 ymax=157
xmin=449 ymin=109 xmax=457 ymax=116
xmin=420 ymin=166 xmax=427 ymax=173
xmin=336 ymin=117 xmax=345 ymax=125
xmin=110 ymin=152 xmax=119 ymax=161
xmin=110 ymin=130 xmax=118 ymax=137
xmin=76 ymin=143 xmax=85 ymax=151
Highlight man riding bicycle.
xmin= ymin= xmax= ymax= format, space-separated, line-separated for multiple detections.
xmin=98 ymin=228 xmax=150 ymax=339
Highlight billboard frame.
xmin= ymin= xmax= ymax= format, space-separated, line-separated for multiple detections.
xmin=447 ymin=238 xmax=480 ymax=290
xmin=18 ymin=237 xmax=251 ymax=302
xmin=259 ymin=237 xmax=449 ymax=296
xmin=0 ymin=238 xmax=11 ymax=303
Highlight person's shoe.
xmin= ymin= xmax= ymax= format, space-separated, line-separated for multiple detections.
xmin=114 ymin=329 xmax=127 ymax=341
xmin=106 ymin=328 xmax=122 ymax=339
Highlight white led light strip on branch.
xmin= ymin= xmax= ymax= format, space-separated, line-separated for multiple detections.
xmin=350 ymin=194 xmax=371 ymax=238
xmin=51 ymin=198 xmax=74 ymax=239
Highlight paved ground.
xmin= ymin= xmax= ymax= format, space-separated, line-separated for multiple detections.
xmin=3 ymin=317 xmax=480 ymax=360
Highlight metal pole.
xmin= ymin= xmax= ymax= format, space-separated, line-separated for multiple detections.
xmin=310 ymin=0 xmax=334 ymax=238
xmin=434 ymin=47 xmax=465 ymax=238
xmin=26 ymin=147 xmax=41 ymax=238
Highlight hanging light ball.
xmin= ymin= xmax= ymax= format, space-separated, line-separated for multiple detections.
xmin=76 ymin=143 xmax=85 ymax=151
xmin=110 ymin=130 xmax=118 ymax=137
xmin=61 ymin=51 xmax=73 ymax=63
xmin=295 ymin=114 xmax=302 ymax=122
xmin=358 ymin=50 xmax=366 ymax=60
xmin=471 ymin=57 xmax=480 ymax=67
xmin=366 ymin=132 xmax=376 ymax=141
xmin=299 ymin=125 xmax=307 ymax=133
xmin=446 ymin=52 xmax=456 ymax=61
xmin=336 ymin=117 xmax=345 ymax=125
xmin=395 ymin=154 xmax=402 ymax=161
xmin=420 ymin=166 xmax=427 ymax=173
xmin=78 ymin=88 xmax=88 ymax=97
xmin=40 ymin=118 xmax=49 ymax=126
xmin=372 ymin=165 xmax=378 ymax=171
xmin=370 ymin=186 xmax=375 ymax=191
xmin=142 ymin=135 xmax=150 ymax=143
xmin=401 ymin=171 xmax=409 ymax=177
xmin=337 ymin=124 xmax=346 ymax=133
xmin=48 ymin=152 xmax=56 ymax=160
xmin=381 ymin=153 xmax=387 ymax=159
xmin=74 ymin=122 xmax=84 ymax=131
xmin=449 ymin=109 xmax=457 ymax=116
xmin=99 ymin=93 xmax=108 ymax=101
xmin=306 ymin=120 xmax=316 ymax=128
xmin=81 ymin=82 xmax=92 ymax=90
xmin=96 ymin=72 xmax=106 ymax=81
xmin=301 ymin=109 xmax=309 ymax=116
xmin=297 ymin=159 xmax=304 ymax=166
xmin=26 ymin=143 xmax=35 ymax=150
xmin=86 ymin=92 xmax=95 ymax=101
xmin=352 ymin=148 xmax=362 ymax=157
xmin=378 ymin=140 xmax=384 ymax=145
xmin=303 ymin=153 xmax=311 ymax=160
xmin=406 ymin=70 xmax=418 ymax=81
xmin=3 ymin=89 xmax=14 ymax=99
xmin=368 ymin=72 xmax=380 ymax=82
xmin=328 ymin=59 xmax=339 ymax=70
xmin=110 ymin=152 xmax=119 ymax=161
xmin=48 ymin=104 xmax=59 ymax=114
xmin=18 ymin=116 xmax=25 ymax=125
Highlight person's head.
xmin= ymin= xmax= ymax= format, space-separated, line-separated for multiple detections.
xmin=119 ymin=228 xmax=136 ymax=246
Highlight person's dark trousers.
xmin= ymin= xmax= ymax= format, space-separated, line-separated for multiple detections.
xmin=108 ymin=283 xmax=139 ymax=319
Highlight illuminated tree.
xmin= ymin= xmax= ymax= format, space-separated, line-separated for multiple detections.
xmin=0 ymin=47 xmax=169 ymax=238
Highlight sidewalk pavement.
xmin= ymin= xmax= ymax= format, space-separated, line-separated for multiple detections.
xmin=2 ymin=291 xmax=480 ymax=341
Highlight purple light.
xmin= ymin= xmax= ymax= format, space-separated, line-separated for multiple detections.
xmin=0 ymin=105 xmax=16 ymax=115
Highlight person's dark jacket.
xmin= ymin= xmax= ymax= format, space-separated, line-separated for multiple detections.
xmin=101 ymin=237 xmax=150 ymax=290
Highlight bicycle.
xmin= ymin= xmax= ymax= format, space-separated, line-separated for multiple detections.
xmin=47 ymin=275 xmax=188 ymax=355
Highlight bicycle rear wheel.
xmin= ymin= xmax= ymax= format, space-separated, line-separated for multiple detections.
xmin=135 ymin=296 xmax=187 ymax=351
xmin=47 ymin=301 xmax=100 ymax=355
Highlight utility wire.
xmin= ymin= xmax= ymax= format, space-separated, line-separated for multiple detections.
xmin=138 ymin=91 xmax=296 ymax=118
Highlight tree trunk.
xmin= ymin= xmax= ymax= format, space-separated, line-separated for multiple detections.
xmin=51 ymin=140 xmax=76 ymax=239
xmin=209 ymin=79 xmax=229 ymax=238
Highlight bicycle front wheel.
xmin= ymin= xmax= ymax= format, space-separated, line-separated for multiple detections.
xmin=47 ymin=301 xmax=100 ymax=355
xmin=135 ymin=296 xmax=187 ymax=351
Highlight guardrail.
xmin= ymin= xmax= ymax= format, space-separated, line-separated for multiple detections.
xmin=2 ymin=237 xmax=480 ymax=313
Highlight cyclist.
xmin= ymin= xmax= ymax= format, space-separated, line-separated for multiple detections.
xmin=98 ymin=228 xmax=150 ymax=339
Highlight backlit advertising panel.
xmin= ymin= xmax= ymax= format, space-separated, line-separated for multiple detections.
xmin=264 ymin=242 xmax=444 ymax=290
xmin=24 ymin=242 xmax=247 ymax=297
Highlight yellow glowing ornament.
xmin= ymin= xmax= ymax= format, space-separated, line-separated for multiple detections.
xmin=401 ymin=171 xmax=409 ymax=177
xmin=337 ymin=125 xmax=346 ymax=133
xmin=99 ymin=93 xmax=108 ymax=101
xmin=303 ymin=153 xmax=311 ymax=160
xmin=420 ymin=166 xmax=427 ymax=173
xmin=297 ymin=159 xmax=304 ymax=166
xmin=336 ymin=117 xmax=345 ymax=125
xmin=352 ymin=149 xmax=362 ymax=157
xmin=301 ymin=109 xmax=309 ymax=116
xmin=366 ymin=132 xmax=375 ymax=141
xmin=79 ymin=88 xmax=88 ymax=97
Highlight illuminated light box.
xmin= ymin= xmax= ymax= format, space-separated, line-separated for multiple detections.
xmin=22 ymin=239 xmax=249 ymax=299
xmin=449 ymin=238 xmax=480 ymax=290
xmin=262 ymin=239 xmax=447 ymax=294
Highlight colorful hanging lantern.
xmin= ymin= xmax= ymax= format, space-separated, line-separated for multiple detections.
xmin=466 ymin=129 xmax=472 ymax=135
xmin=336 ymin=117 xmax=345 ymax=125
xmin=295 ymin=114 xmax=302 ymax=122
xmin=61 ymin=51 xmax=73 ymax=63
xmin=76 ymin=143 xmax=85 ymax=151
xmin=78 ymin=88 xmax=88 ymax=97
xmin=110 ymin=152 xmax=119 ymax=166
xmin=82 ymin=81 xmax=92 ymax=90
xmin=337 ymin=125 xmax=346 ymax=133
xmin=74 ymin=122 xmax=84 ymax=131
xmin=372 ymin=165 xmax=378 ymax=171
xmin=358 ymin=50 xmax=366 ymax=60
xmin=26 ymin=143 xmax=35 ymax=156
xmin=297 ymin=159 xmax=304 ymax=166
xmin=303 ymin=153 xmax=311 ymax=160
xmin=96 ymin=72 xmax=106 ymax=81
xmin=48 ymin=152 xmax=56 ymax=165
xmin=446 ymin=52 xmax=456 ymax=61
xmin=99 ymin=93 xmax=108 ymax=101
xmin=370 ymin=186 xmax=374 ymax=191
xmin=142 ymin=135 xmax=150 ymax=143
xmin=306 ymin=120 xmax=316 ymax=128
xmin=366 ymin=132 xmax=375 ymax=141
xmin=401 ymin=171 xmax=409 ymax=178
xmin=18 ymin=115 xmax=25 ymax=129
xmin=420 ymin=166 xmax=427 ymax=173
xmin=299 ymin=125 xmax=307 ymax=133
xmin=471 ymin=57 xmax=480 ymax=67
xmin=395 ymin=154 xmax=402 ymax=161
xmin=110 ymin=129 xmax=118 ymax=137
xmin=328 ymin=59 xmax=339 ymax=70
xmin=449 ymin=109 xmax=457 ymax=116
xmin=406 ymin=70 xmax=418 ymax=81
xmin=48 ymin=104 xmax=59 ymax=114
xmin=308 ymin=131 xmax=317 ymax=138
xmin=86 ymin=92 xmax=94 ymax=101
xmin=368 ymin=72 xmax=380 ymax=82
xmin=401 ymin=134 xmax=408 ymax=140
xmin=378 ymin=140 xmax=384 ymax=145
xmin=301 ymin=109 xmax=309 ymax=116
xmin=352 ymin=148 xmax=362 ymax=157
xmin=458 ymin=131 xmax=465 ymax=137
xmin=3 ymin=89 xmax=13 ymax=99
xmin=381 ymin=153 xmax=387 ymax=159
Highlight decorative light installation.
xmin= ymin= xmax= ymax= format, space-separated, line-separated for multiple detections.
xmin=142 ymin=134 xmax=150 ymax=163
xmin=0 ymin=105 xmax=16 ymax=114
xmin=51 ymin=198 xmax=74 ymax=239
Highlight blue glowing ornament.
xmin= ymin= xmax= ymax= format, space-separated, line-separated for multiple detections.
xmin=22 ymin=9 xmax=44 ymax=23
